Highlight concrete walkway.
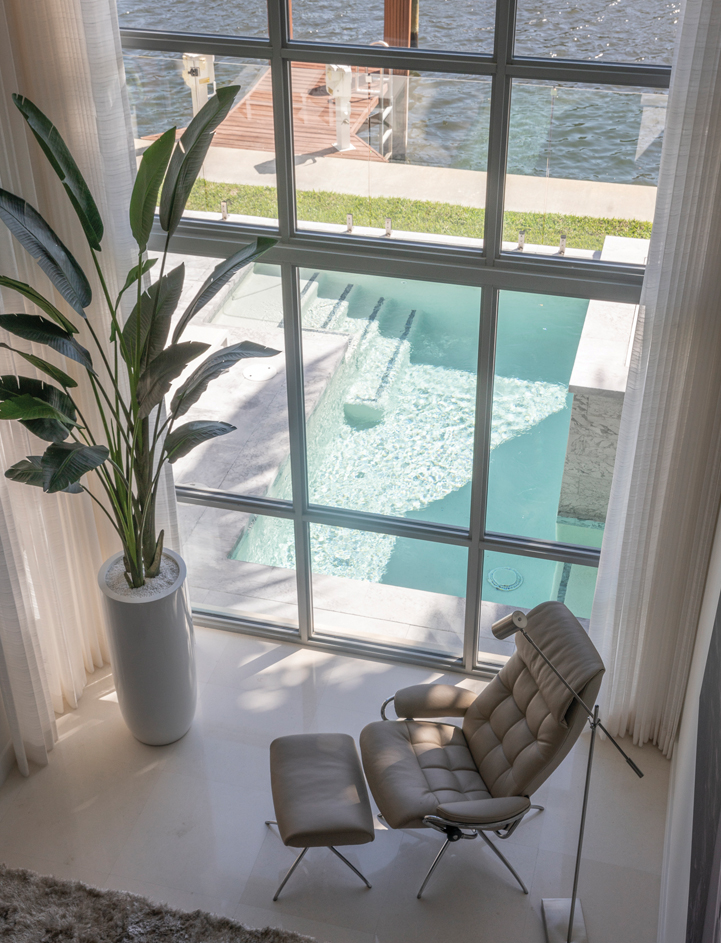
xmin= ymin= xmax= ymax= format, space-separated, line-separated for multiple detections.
xmin=197 ymin=143 xmax=657 ymax=221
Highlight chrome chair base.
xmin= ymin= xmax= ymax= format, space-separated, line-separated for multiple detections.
xmin=416 ymin=804 xmax=545 ymax=899
xmin=265 ymin=821 xmax=372 ymax=901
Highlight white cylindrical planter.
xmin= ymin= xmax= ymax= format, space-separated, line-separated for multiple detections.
xmin=97 ymin=549 xmax=196 ymax=746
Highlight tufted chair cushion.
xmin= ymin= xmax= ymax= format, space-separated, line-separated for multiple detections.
xmin=359 ymin=720 xmax=491 ymax=829
xmin=514 ymin=601 xmax=605 ymax=725
xmin=462 ymin=602 xmax=604 ymax=798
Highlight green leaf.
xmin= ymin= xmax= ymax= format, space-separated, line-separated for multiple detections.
xmin=0 ymin=189 xmax=91 ymax=315
xmin=122 ymin=264 xmax=185 ymax=369
xmin=159 ymin=86 xmax=239 ymax=237
xmin=116 ymin=257 xmax=157 ymax=307
xmin=0 ymin=276 xmax=78 ymax=333
xmin=5 ymin=455 xmax=82 ymax=493
xmin=0 ymin=314 xmax=93 ymax=371
xmin=5 ymin=456 xmax=43 ymax=488
xmin=136 ymin=340 xmax=209 ymax=419
xmin=13 ymin=94 xmax=104 ymax=251
xmin=163 ymin=420 xmax=236 ymax=463
xmin=171 ymin=341 xmax=278 ymax=418
xmin=0 ymin=393 xmax=77 ymax=424
xmin=172 ymin=237 xmax=277 ymax=344
xmin=40 ymin=442 xmax=108 ymax=494
xmin=130 ymin=128 xmax=176 ymax=251
xmin=0 ymin=375 xmax=77 ymax=442
xmin=0 ymin=343 xmax=77 ymax=388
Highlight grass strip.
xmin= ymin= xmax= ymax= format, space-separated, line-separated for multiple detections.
xmin=188 ymin=179 xmax=653 ymax=251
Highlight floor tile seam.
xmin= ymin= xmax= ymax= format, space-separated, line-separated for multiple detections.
xmin=530 ymin=845 xmax=665 ymax=882
xmin=200 ymin=672 xmax=330 ymax=709
xmin=535 ymin=846 xmax=665 ymax=877
xmin=102 ymin=761 xmax=180 ymax=877
xmin=157 ymin=768 xmax=274 ymax=801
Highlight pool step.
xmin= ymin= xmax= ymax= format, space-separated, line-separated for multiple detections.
xmin=343 ymin=306 xmax=418 ymax=427
xmin=215 ymin=266 xmax=319 ymax=325
xmin=303 ymin=282 xmax=355 ymax=331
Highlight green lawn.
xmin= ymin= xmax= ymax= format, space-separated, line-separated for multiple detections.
xmin=188 ymin=179 xmax=652 ymax=252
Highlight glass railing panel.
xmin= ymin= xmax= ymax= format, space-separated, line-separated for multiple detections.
xmin=124 ymin=50 xmax=278 ymax=228
xmin=503 ymin=81 xmax=666 ymax=260
xmin=291 ymin=63 xmax=490 ymax=247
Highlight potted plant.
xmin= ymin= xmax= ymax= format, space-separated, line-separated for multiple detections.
xmin=0 ymin=88 xmax=277 ymax=744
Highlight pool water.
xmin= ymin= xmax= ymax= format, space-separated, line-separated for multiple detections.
xmin=231 ymin=266 xmax=598 ymax=617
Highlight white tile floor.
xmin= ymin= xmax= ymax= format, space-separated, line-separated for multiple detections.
xmin=0 ymin=628 xmax=669 ymax=943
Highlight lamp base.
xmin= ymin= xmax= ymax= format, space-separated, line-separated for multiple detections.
xmin=542 ymin=899 xmax=588 ymax=943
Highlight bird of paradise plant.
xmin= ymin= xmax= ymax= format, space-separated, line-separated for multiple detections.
xmin=0 ymin=88 xmax=277 ymax=587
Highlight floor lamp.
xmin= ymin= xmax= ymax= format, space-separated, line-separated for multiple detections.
xmin=492 ymin=610 xmax=644 ymax=943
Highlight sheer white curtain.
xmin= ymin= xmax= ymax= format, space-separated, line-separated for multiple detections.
xmin=590 ymin=0 xmax=721 ymax=757
xmin=0 ymin=0 xmax=179 ymax=776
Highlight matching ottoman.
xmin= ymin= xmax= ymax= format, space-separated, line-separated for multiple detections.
xmin=266 ymin=733 xmax=375 ymax=900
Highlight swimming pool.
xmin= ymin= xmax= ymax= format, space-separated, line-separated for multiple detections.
xmin=229 ymin=266 xmax=598 ymax=618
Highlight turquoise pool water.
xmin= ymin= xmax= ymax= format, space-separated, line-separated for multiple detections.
xmin=233 ymin=267 xmax=598 ymax=617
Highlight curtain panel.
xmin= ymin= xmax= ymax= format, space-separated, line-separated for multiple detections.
xmin=0 ymin=0 xmax=178 ymax=776
xmin=590 ymin=0 xmax=721 ymax=756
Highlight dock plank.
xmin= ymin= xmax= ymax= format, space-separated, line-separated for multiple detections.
xmin=213 ymin=62 xmax=387 ymax=162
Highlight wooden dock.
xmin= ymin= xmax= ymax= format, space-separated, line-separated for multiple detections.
xmin=212 ymin=63 xmax=388 ymax=163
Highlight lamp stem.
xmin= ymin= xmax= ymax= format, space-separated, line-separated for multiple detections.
xmin=567 ymin=704 xmax=599 ymax=943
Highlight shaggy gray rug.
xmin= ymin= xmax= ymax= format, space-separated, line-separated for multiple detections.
xmin=0 ymin=865 xmax=316 ymax=942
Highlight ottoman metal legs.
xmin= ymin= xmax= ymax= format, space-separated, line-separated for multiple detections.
xmin=267 ymin=733 xmax=375 ymax=901
xmin=265 ymin=821 xmax=372 ymax=900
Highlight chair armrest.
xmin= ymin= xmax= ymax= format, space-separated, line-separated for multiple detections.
xmin=434 ymin=796 xmax=531 ymax=826
xmin=393 ymin=684 xmax=477 ymax=719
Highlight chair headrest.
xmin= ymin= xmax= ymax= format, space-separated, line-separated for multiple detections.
xmin=515 ymin=601 xmax=604 ymax=725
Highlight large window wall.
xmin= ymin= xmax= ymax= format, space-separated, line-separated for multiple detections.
xmin=119 ymin=0 xmax=671 ymax=673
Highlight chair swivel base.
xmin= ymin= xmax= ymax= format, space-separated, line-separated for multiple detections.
xmin=417 ymin=829 xmax=529 ymax=899
xmin=265 ymin=821 xmax=372 ymax=901
xmin=417 ymin=804 xmax=545 ymax=899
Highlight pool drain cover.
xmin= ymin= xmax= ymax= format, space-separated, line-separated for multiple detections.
xmin=488 ymin=566 xmax=523 ymax=592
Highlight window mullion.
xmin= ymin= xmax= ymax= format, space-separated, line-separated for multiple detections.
xmin=267 ymin=0 xmax=296 ymax=239
xmin=463 ymin=286 xmax=498 ymax=670
xmin=280 ymin=263 xmax=313 ymax=642
xmin=483 ymin=0 xmax=516 ymax=261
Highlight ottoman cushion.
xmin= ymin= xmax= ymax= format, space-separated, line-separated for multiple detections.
xmin=270 ymin=733 xmax=375 ymax=848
